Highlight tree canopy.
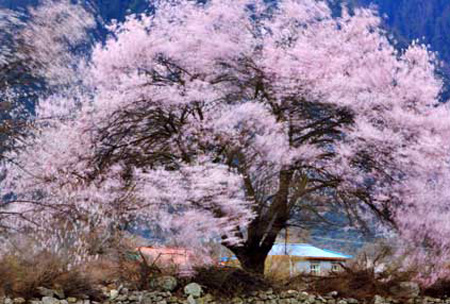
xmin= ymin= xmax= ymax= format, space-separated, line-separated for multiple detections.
xmin=2 ymin=0 xmax=450 ymax=283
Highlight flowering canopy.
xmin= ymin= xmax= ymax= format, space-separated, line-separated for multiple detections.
xmin=2 ymin=0 xmax=450 ymax=281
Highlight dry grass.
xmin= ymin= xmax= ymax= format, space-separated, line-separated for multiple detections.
xmin=0 ymin=244 xmax=168 ymax=299
xmin=0 ymin=234 xmax=430 ymax=301
xmin=111 ymin=249 xmax=163 ymax=290
xmin=0 ymin=251 xmax=100 ymax=299
xmin=186 ymin=266 xmax=274 ymax=298
xmin=0 ymin=232 xmax=151 ymax=298
xmin=284 ymin=244 xmax=416 ymax=300
xmin=293 ymin=266 xmax=413 ymax=300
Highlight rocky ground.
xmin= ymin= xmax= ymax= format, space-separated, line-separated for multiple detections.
xmin=2 ymin=280 xmax=450 ymax=304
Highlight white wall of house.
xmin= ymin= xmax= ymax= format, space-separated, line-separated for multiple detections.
xmin=294 ymin=260 xmax=343 ymax=275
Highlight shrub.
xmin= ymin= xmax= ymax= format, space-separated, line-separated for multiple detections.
xmin=0 ymin=251 xmax=99 ymax=299
xmin=422 ymin=278 xmax=450 ymax=298
xmin=285 ymin=243 xmax=416 ymax=300
xmin=186 ymin=266 xmax=274 ymax=298
xmin=0 ymin=230 xmax=173 ymax=297
xmin=111 ymin=248 xmax=163 ymax=290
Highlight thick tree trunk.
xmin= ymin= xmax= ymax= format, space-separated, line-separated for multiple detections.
xmin=235 ymin=249 xmax=268 ymax=274
xmin=226 ymin=221 xmax=284 ymax=274
xmin=225 ymin=208 xmax=289 ymax=274
xmin=224 ymin=169 xmax=294 ymax=274
xmin=227 ymin=224 xmax=283 ymax=274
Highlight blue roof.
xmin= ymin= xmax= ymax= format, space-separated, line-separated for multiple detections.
xmin=220 ymin=243 xmax=352 ymax=262
xmin=269 ymin=243 xmax=352 ymax=259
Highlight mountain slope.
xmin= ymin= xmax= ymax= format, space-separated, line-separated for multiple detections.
xmin=2 ymin=0 xmax=450 ymax=66
xmin=353 ymin=0 xmax=450 ymax=71
xmin=0 ymin=0 xmax=149 ymax=21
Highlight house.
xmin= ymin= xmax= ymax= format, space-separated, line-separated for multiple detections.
xmin=221 ymin=243 xmax=352 ymax=278
xmin=266 ymin=243 xmax=352 ymax=278
xmin=135 ymin=246 xmax=197 ymax=275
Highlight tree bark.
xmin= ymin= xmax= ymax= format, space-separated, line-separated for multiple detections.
xmin=226 ymin=215 xmax=285 ymax=274
xmin=225 ymin=169 xmax=294 ymax=274
xmin=234 ymin=247 xmax=269 ymax=274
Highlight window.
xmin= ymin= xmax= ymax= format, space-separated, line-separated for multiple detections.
xmin=310 ymin=263 xmax=320 ymax=276
xmin=331 ymin=262 xmax=340 ymax=272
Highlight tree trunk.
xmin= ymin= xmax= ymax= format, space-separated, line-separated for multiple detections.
xmin=224 ymin=169 xmax=294 ymax=275
xmin=238 ymin=252 xmax=267 ymax=274
xmin=226 ymin=210 xmax=287 ymax=274
xmin=232 ymin=245 xmax=271 ymax=274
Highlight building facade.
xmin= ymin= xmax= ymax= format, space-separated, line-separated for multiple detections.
xmin=265 ymin=243 xmax=352 ymax=278
xmin=221 ymin=243 xmax=352 ymax=279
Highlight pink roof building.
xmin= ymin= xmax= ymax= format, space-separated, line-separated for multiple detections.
xmin=136 ymin=246 xmax=197 ymax=275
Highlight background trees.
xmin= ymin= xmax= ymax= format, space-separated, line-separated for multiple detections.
xmin=2 ymin=0 xmax=450 ymax=283
xmin=0 ymin=0 xmax=96 ymax=157
xmin=0 ymin=0 xmax=95 ymax=232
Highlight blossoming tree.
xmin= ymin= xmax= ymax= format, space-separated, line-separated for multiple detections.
xmin=0 ymin=0 xmax=95 ymax=233
xmin=4 ymin=0 xmax=450 ymax=280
